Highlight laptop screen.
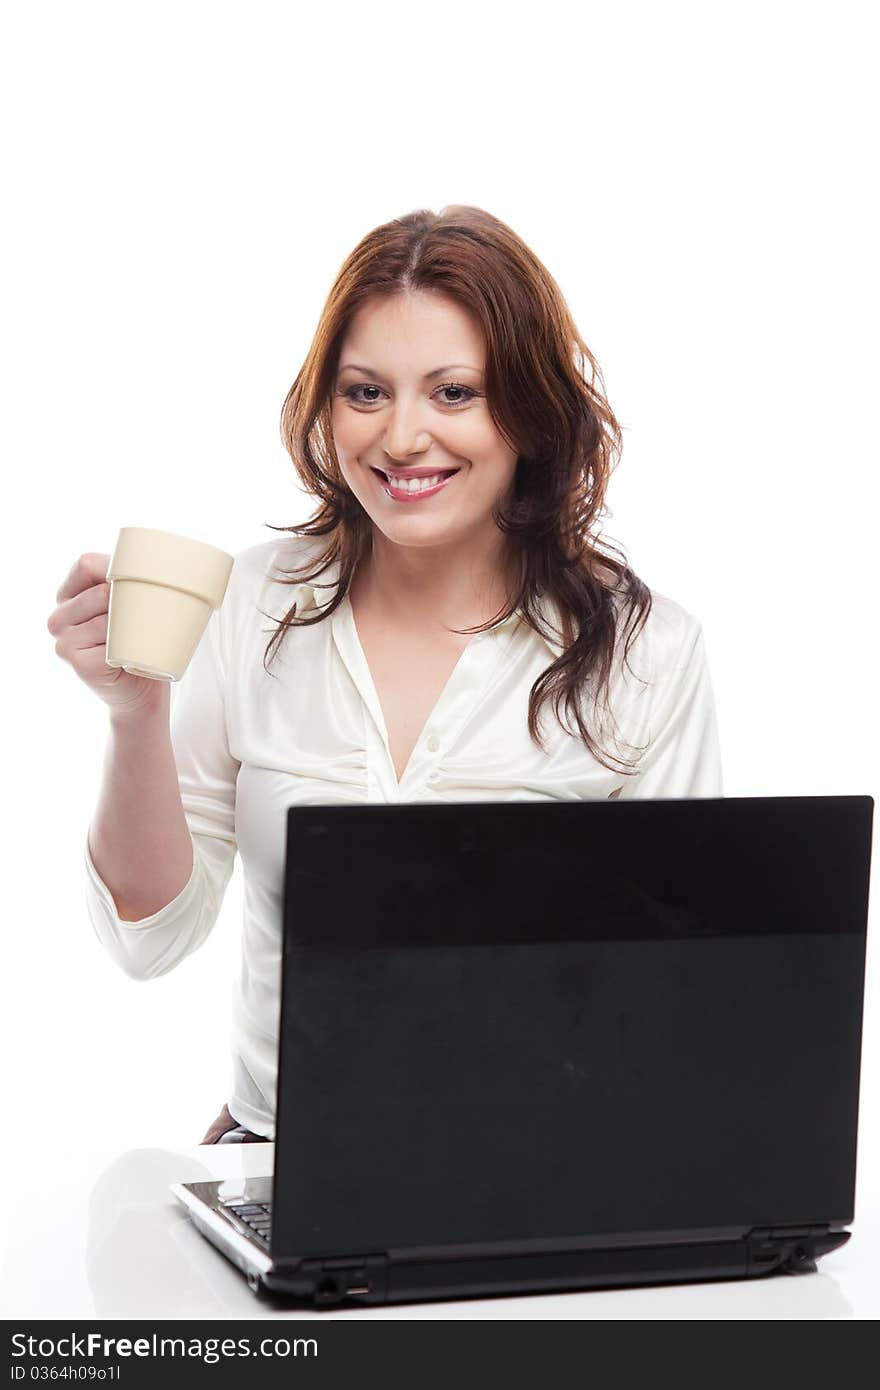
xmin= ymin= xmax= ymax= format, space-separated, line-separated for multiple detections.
xmin=273 ymin=796 xmax=872 ymax=1259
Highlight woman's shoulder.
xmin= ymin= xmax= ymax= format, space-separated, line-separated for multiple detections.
xmin=612 ymin=582 xmax=707 ymax=689
xmin=212 ymin=534 xmax=339 ymax=679
xmin=225 ymin=533 xmax=331 ymax=605
xmin=211 ymin=535 xmax=332 ymax=663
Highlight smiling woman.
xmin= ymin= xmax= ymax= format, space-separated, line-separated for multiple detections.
xmin=331 ymin=293 xmax=520 ymax=589
xmin=75 ymin=203 xmax=724 ymax=1143
xmin=269 ymin=205 xmax=678 ymax=776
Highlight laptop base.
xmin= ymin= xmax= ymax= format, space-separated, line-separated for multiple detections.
xmin=171 ymin=1180 xmax=850 ymax=1308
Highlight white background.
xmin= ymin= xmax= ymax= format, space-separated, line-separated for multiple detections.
xmin=1 ymin=0 xmax=877 ymax=1314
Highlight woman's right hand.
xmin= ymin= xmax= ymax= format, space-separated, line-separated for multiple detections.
xmin=47 ymin=553 xmax=169 ymax=720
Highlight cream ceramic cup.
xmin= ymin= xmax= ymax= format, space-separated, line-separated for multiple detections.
xmin=104 ymin=527 xmax=234 ymax=681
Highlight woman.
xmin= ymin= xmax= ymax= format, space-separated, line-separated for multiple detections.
xmin=48 ymin=205 xmax=723 ymax=1144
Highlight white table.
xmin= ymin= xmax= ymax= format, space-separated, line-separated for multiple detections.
xmin=1 ymin=1143 xmax=875 ymax=1319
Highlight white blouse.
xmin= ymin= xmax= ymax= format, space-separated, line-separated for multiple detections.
xmin=83 ymin=534 xmax=724 ymax=1138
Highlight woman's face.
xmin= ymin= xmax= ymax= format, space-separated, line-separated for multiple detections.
xmin=330 ymin=290 xmax=519 ymax=554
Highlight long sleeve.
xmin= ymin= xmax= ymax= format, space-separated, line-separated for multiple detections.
xmin=83 ymin=591 xmax=240 ymax=980
xmin=616 ymin=613 xmax=724 ymax=800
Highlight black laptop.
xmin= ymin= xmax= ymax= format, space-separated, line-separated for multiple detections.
xmin=171 ymin=794 xmax=873 ymax=1307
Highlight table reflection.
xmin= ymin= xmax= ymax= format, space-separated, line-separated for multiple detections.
xmin=83 ymin=1148 xmax=855 ymax=1319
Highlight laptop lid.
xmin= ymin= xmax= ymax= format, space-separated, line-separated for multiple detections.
xmin=272 ymin=795 xmax=873 ymax=1264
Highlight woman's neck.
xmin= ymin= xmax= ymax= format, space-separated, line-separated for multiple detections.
xmin=352 ymin=531 xmax=518 ymax=635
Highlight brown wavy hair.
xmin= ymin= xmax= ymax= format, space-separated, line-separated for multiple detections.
xmin=263 ymin=204 xmax=653 ymax=776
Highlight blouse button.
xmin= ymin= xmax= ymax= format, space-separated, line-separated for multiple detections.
xmin=426 ymin=733 xmax=440 ymax=753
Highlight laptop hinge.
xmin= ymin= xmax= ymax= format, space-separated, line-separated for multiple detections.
xmin=747 ymin=1225 xmax=850 ymax=1276
xmin=297 ymin=1253 xmax=390 ymax=1306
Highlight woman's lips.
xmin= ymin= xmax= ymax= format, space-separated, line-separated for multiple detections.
xmin=370 ymin=467 xmax=460 ymax=502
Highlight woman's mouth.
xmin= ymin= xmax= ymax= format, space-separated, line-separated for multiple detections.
xmin=370 ymin=466 xmax=460 ymax=502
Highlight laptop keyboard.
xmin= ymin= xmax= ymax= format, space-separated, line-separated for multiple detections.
xmin=226 ymin=1201 xmax=272 ymax=1248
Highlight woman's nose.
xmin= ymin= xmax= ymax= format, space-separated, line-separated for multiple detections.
xmin=382 ymin=400 xmax=431 ymax=459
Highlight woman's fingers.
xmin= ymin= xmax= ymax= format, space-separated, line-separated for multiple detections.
xmin=54 ymin=553 xmax=111 ymax=605
xmin=47 ymin=581 xmax=111 ymax=640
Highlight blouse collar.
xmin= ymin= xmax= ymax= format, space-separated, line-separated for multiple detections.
xmin=278 ymin=558 xmax=568 ymax=660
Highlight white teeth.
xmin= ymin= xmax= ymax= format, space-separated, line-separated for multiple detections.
xmin=386 ymin=472 xmax=449 ymax=493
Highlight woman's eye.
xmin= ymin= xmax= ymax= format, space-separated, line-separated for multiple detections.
xmin=437 ymin=384 xmax=476 ymax=406
xmin=344 ymin=385 xmax=383 ymax=405
xmin=342 ymin=383 xmax=476 ymax=408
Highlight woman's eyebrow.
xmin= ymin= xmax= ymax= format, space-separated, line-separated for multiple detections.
xmin=337 ymin=362 xmax=483 ymax=378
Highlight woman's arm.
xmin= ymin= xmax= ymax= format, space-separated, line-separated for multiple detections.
xmin=88 ymin=686 xmax=194 ymax=921
xmin=84 ymin=592 xmax=240 ymax=979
